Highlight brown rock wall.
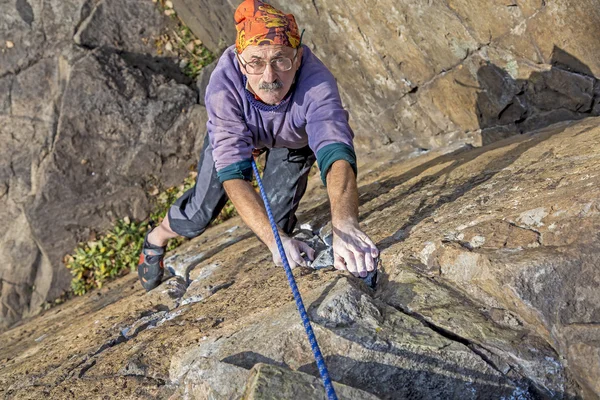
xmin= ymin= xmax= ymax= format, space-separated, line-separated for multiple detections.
xmin=174 ymin=0 xmax=600 ymax=154
xmin=523 ymin=0 xmax=600 ymax=76
xmin=446 ymin=0 xmax=541 ymax=42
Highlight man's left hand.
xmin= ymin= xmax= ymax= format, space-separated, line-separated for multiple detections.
xmin=332 ymin=221 xmax=379 ymax=277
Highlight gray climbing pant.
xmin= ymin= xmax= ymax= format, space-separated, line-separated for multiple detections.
xmin=168 ymin=135 xmax=317 ymax=238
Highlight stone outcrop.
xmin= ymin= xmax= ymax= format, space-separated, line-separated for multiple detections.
xmin=361 ymin=117 xmax=600 ymax=398
xmin=173 ymin=0 xmax=600 ymax=152
xmin=0 ymin=0 xmax=206 ymax=330
xmin=1 ymin=118 xmax=598 ymax=398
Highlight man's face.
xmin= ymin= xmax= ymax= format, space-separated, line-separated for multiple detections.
xmin=238 ymin=44 xmax=303 ymax=105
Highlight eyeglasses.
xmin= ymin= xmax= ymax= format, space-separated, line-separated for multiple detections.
xmin=237 ymin=49 xmax=298 ymax=75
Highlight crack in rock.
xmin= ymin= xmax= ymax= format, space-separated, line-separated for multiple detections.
xmin=16 ymin=0 xmax=34 ymax=26
xmin=77 ymin=359 xmax=96 ymax=378
xmin=506 ymin=220 xmax=543 ymax=246
xmin=76 ymin=307 xmax=187 ymax=378
xmin=0 ymin=57 xmax=43 ymax=80
xmin=389 ymin=302 xmax=513 ymax=376
xmin=73 ymin=0 xmax=97 ymax=38
xmin=384 ymin=295 xmax=561 ymax=397
xmin=91 ymin=333 xmax=128 ymax=357
xmin=180 ymin=280 xmax=235 ymax=306
xmin=165 ymin=229 xmax=251 ymax=284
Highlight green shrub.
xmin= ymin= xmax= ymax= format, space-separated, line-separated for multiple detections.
xmin=65 ymin=218 xmax=148 ymax=295
xmin=65 ymin=172 xmax=199 ymax=296
xmin=63 ymin=156 xmax=266 ymax=296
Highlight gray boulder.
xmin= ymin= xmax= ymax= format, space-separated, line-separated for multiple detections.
xmin=0 ymin=0 xmax=206 ymax=330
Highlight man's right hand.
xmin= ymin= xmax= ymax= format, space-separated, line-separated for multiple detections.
xmin=270 ymin=235 xmax=315 ymax=269
xmin=222 ymin=179 xmax=315 ymax=269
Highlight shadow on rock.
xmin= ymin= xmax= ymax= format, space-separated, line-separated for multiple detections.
xmin=300 ymin=49 xmax=598 ymax=257
xmin=476 ymin=46 xmax=599 ymax=145
xmin=221 ymin=351 xmax=290 ymax=371
xmin=351 ymin=50 xmax=597 ymax=252
xmin=298 ymin=355 xmax=543 ymax=400
xmin=95 ymin=47 xmax=193 ymax=88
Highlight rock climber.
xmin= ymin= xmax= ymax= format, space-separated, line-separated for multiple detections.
xmin=138 ymin=0 xmax=379 ymax=291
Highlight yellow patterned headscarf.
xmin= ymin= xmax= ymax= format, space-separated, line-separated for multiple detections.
xmin=234 ymin=0 xmax=301 ymax=54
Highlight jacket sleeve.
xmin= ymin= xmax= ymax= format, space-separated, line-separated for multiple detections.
xmin=303 ymin=69 xmax=357 ymax=185
xmin=205 ymin=50 xmax=254 ymax=183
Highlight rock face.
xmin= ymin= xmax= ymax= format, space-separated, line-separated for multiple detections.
xmin=2 ymin=0 xmax=600 ymax=395
xmin=0 ymin=0 xmax=206 ymax=330
xmin=361 ymin=117 xmax=600 ymax=398
xmin=173 ymin=0 xmax=600 ymax=152
xmin=0 ymin=119 xmax=599 ymax=398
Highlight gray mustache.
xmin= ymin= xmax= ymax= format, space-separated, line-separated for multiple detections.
xmin=259 ymin=80 xmax=284 ymax=91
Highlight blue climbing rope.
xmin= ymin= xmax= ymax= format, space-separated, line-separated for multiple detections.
xmin=251 ymin=160 xmax=338 ymax=400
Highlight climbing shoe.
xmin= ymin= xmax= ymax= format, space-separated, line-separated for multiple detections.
xmin=137 ymin=231 xmax=166 ymax=291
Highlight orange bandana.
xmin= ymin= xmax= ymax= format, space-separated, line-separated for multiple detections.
xmin=234 ymin=0 xmax=301 ymax=54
